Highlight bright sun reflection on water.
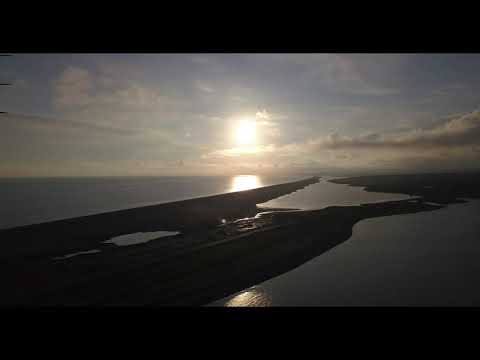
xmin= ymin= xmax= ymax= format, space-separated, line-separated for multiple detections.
xmin=230 ymin=175 xmax=262 ymax=192
xmin=225 ymin=287 xmax=272 ymax=307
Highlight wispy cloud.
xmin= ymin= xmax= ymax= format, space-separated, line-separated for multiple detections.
xmin=54 ymin=66 xmax=93 ymax=107
xmin=4 ymin=54 xmax=480 ymax=176
xmin=316 ymin=109 xmax=480 ymax=150
xmin=195 ymin=80 xmax=214 ymax=93
xmin=2 ymin=113 xmax=139 ymax=136
xmin=203 ymin=108 xmax=480 ymax=171
xmin=269 ymin=54 xmax=401 ymax=96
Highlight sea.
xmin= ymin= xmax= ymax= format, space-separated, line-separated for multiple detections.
xmin=1 ymin=174 xmax=479 ymax=306
xmin=0 ymin=174 xmax=294 ymax=229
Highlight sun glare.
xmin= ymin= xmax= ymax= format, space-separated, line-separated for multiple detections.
xmin=225 ymin=286 xmax=272 ymax=307
xmin=230 ymin=175 xmax=262 ymax=192
xmin=235 ymin=119 xmax=256 ymax=146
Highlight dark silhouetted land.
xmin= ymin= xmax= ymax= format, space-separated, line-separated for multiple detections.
xmin=1 ymin=172 xmax=479 ymax=306
xmin=330 ymin=172 xmax=480 ymax=204
xmin=0 ymin=176 xmax=319 ymax=261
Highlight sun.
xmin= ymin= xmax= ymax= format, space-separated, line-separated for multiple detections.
xmin=235 ymin=119 xmax=256 ymax=146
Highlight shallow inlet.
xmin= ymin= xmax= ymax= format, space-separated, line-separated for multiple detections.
xmin=209 ymin=179 xmax=425 ymax=307
xmin=52 ymin=249 xmax=101 ymax=260
xmin=104 ymin=230 xmax=181 ymax=246
xmin=51 ymin=231 xmax=181 ymax=260
xmin=212 ymin=198 xmax=480 ymax=307
xmin=260 ymin=176 xmax=411 ymax=211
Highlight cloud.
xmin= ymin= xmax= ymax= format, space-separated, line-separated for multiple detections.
xmin=269 ymin=54 xmax=400 ymax=96
xmin=230 ymin=95 xmax=247 ymax=103
xmin=205 ymin=144 xmax=277 ymax=158
xmin=317 ymin=109 xmax=480 ymax=150
xmin=54 ymin=65 xmax=186 ymax=114
xmin=202 ymin=109 xmax=480 ymax=171
xmin=415 ymin=83 xmax=471 ymax=105
xmin=51 ymin=65 xmax=191 ymax=141
xmin=190 ymin=55 xmax=228 ymax=73
xmin=255 ymin=109 xmax=283 ymax=126
xmin=2 ymin=113 xmax=139 ymax=136
xmin=431 ymin=83 xmax=469 ymax=97
xmin=255 ymin=109 xmax=270 ymax=120
xmin=195 ymin=80 xmax=214 ymax=93
xmin=54 ymin=66 xmax=93 ymax=106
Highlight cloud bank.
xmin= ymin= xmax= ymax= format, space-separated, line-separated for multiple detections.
xmin=204 ymin=109 xmax=480 ymax=172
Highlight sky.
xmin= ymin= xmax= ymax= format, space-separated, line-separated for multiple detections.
xmin=1 ymin=53 xmax=480 ymax=177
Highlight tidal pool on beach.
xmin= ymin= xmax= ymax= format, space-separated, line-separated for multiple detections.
xmin=104 ymin=230 xmax=181 ymax=246
xmin=53 ymin=249 xmax=101 ymax=260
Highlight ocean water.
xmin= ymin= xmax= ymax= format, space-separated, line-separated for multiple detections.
xmin=3 ymin=174 xmax=479 ymax=306
xmin=0 ymin=174 xmax=296 ymax=230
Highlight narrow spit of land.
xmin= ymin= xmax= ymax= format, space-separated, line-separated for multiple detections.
xmin=0 ymin=176 xmax=319 ymax=261
xmin=1 ymin=172 xmax=479 ymax=306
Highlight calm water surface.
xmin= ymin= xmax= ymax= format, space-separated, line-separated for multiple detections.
xmin=212 ymin=180 xmax=480 ymax=306
xmin=260 ymin=176 xmax=411 ymax=210
xmin=3 ymin=175 xmax=478 ymax=306
xmin=0 ymin=174 xmax=295 ymax=229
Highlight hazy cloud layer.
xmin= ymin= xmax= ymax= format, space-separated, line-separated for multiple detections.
xmin=2 ymin=54 xmax=480 ymax=176
xmin=205 ymin=109 xmax=480 ymax=172
xmin=318 ymin=110 xmax=480 ymax=150
xmin=3 ymin=113 xmax=139 ymax=136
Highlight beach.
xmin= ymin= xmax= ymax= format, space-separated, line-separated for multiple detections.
xmin=1 ymin=173 xmax=479 ymax=306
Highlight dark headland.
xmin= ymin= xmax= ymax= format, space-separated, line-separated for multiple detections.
xmin=1 ymin=173 xmax=479 ymax=306
xmin=330 ymin=172 xmax=480 ymax=205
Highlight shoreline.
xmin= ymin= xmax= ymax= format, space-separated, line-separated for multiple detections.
xmin=1 ymin=172 xmax=480 ymax=306
xmin=0 ymin=176 xmax=320 ymax=261
xmin=1 ymin=198 xmax=443 ymax=306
